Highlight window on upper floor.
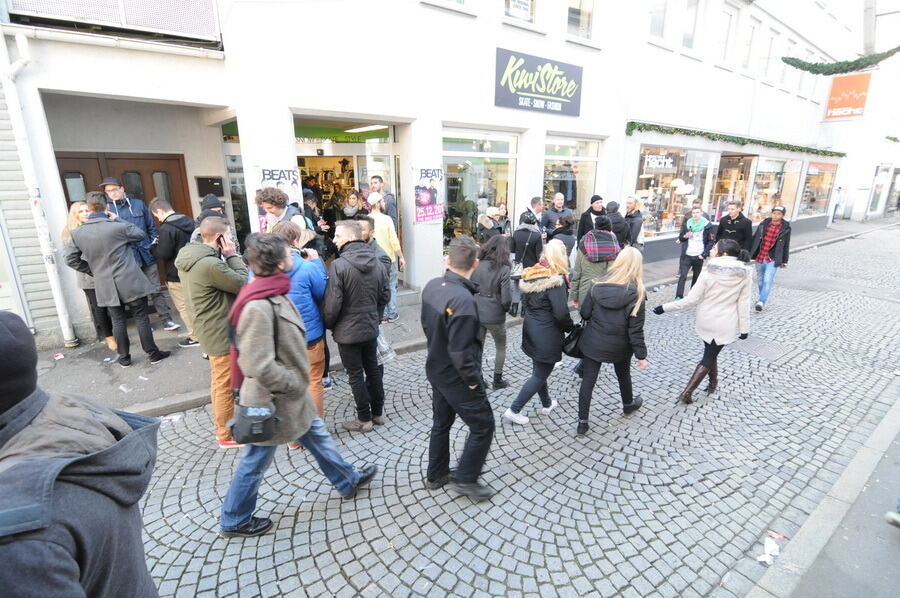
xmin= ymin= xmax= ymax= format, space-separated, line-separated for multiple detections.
xmin=568 ymin=0 xmax=593 ymax=38
xmin=506 ymin=0 xmax=536 ymax=23
xmin=799 ymin=49 xmax=815 ymax=96
xmin=683 ymin=0 xmax=700 ymax=49
xmin=781 ymin=39 xmax=797 ymax=87
xmin=713 ymin=4 xmax=737 ymax=63
xmin=765 ymin=29 xmax=780 ymax=79
xmin=649 ymin=0 xmax=667 ymax=38
xmin=742 ymin=17 xmax=760 ymax=71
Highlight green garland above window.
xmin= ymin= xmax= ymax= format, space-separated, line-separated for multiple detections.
xmin=782 ymin=45 xmax=900 ymax=75
xmin=887 ymin=136 xmax=900 ymax=143
xmin=625 ymin=121 xmax=845 ymax=157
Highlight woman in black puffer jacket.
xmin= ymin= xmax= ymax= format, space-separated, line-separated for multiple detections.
xmin=576 ymin=246 xmax=648 ymax=436
xmin=503 ymin=240 xmax=574 ymax=425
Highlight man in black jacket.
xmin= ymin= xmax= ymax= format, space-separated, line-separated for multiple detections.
xmin=150 ymin=198 xmax=199 ymax=348
xmin=750 ymin=206 xmax=792 ymax=311
xmin=0 ymin=311 xmax=160 ymax=597
xmin=323 ymin=220 xmax=389 ymax=432
xmin=421 ymin=238 xmax=496 ymax=502
xmin=624 ymin=197 xmax=643 ymax=248
xmin=606 ymin=201 xmax=629 ymax=247
xmin=715 ymin=201 xmax=753 ymax=251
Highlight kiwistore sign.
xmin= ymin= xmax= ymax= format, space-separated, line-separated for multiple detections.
xmin=494 ymin=48 xmax=583 ymax=117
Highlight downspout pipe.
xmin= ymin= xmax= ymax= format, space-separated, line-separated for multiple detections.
xmin=0 ymin=28 xmax=79 ymax=347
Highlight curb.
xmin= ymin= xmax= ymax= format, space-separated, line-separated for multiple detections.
xmin=644 ymin=220 xmax=900 ymax=290
xmin=744 ymin=376 xmax=900 ymax=598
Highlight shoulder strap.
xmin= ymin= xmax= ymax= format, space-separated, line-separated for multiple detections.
xmin=266 ymin=298 xmax=279 ymax=360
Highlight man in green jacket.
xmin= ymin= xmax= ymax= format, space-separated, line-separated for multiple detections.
xmin=175 ymin=216 xmax=248 ymax=448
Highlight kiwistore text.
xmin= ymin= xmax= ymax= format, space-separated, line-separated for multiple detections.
xmin=499 ymin=56 xmax=579 ymax=99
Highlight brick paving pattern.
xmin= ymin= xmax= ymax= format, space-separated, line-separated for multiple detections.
xmin=141 ymin=227 xmax=900 ymax=597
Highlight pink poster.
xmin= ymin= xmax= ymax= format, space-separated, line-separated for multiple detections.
xmin=414 ymin=168 xmax=444 ymax=224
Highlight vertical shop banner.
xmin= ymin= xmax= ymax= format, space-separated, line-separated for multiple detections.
xmin=415 ymin=168 xmax=444 ymax=224
xmin=824 ymin=73 xmax=871 ymax=120
xmin=495 ymin=48 xmax=582 ymax=117
xmin=260 ymin=168 xmax=303 ymax=204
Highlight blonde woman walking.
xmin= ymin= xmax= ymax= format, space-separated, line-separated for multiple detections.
xmin=576 ymin=247 xmax=648 ymax=436
xmin=503 ymin=239 xmax=574 ymax=425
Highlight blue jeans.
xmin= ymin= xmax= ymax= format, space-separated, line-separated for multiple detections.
xmin=220 ymin=417 xmax=360 ymax=529
xmin=385 ymin=261 xmax=399 ymax=318
xmin=756 ymin=261 xmax=778 ymax=304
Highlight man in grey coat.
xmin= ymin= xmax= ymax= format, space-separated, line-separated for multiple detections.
xmin=65 ymin=192 xmax=170 ymax=368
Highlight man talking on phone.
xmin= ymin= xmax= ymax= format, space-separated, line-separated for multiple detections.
xmin=175 ymin=217 xmax=248 ymax=448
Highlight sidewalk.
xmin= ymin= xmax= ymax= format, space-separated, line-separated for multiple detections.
xmin=35 ymin=215 xmax=899 ymax=415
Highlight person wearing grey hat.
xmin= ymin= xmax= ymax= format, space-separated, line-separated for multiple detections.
xmin=0 ymin=311 xmax=160 ymax=596
xmin=189 ymin=194 xmax=241 ymax=252
xmin=750 ymin=205 xmax=792 ymax=311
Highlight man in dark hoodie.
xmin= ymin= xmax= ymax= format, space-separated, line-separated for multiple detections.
xmin=421 ymin=238 xmax=496 ymax=502
xmin=150 ymin=198 xmax=199 ymax=348
xmin=189 ymin=194 xmax=241 ymax=252
xmin=323 ymin=220 xmax=389 ymax=432
xmin=0 ymin=311 xmax=160 ymax=597
xmin=101 ymin=176 xmax=179 ymax=332
xmin=624 ymin=196 xmax=644 ymax=248
xmin=606 ymin=201 xmax=629 ymax=247
xmin=715 ymin=200 xmax=753 ymax=251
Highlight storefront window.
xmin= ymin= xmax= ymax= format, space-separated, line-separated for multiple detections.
xmin=442 ymin=131 xmax=517 ymax=246
xmin=798 ymin=162 xmax=837 ymax=217
xmin=867 ymin=165 xmax=893 ymax=213
xmin=633 ymin=145 xmax=719 ymax=238
xmin=749 ymin=158 xmax=802 ymax=222
xmin=543 ymin=138 xmax=599 ymax=214
xmin=711 ymin=155 xmax=754 ymax=222
xmin=506 ymin=0 xmax=535 ymax=22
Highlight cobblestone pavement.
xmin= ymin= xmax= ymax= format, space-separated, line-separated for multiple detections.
xmin=141 ymin=227 xmax=900 ymax=597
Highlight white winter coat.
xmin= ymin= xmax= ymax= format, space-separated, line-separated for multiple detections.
xmin=661 ymin=256 xmax=752 ymax=344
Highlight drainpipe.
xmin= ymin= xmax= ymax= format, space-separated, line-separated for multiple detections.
xmin=0 ymin=29 xmax=79 ymax=347
xmin=864 ymin=0 xmax=876 ymax=55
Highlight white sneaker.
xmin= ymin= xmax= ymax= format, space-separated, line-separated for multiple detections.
xmin=503 ymin=408 xmax=529 ymax=425
xmin=755 ymin=301 xmax=764 ymax=312
xmin=540 ymin=399 xmax=559 ymax=415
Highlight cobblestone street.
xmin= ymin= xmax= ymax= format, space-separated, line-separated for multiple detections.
xmin=141 ymin=227 xmax=900 ymax=598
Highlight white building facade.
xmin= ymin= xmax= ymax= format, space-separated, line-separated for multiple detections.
xmin=1 ymin=0 xmax=898 ymax=347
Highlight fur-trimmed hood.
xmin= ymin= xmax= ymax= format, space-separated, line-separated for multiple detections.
xmin=519 ymin=264 xmax=566 ymax=294
xmin=705 ymin=255 xmax=752 ymax=286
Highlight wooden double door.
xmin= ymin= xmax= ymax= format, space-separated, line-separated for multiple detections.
xmin=56 ymin=152 xmax=192 ymax=217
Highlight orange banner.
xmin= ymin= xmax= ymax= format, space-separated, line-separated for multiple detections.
xmin=825 ymin=73 xmax=871 ymax=120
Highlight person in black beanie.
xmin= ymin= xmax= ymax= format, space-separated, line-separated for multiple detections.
xmin=0 ymin=311 xmax=161 ymax=596
xmin=189 ymin=193 xmax=241 ymax=252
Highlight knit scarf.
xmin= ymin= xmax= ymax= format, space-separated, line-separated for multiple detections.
xmin=686 ymin=217 xmax=709 ymax=233
xmin=343 ymin=204 xmax=360 ymax=217
xmin=227 ymin=273 xmax=291 ymax=390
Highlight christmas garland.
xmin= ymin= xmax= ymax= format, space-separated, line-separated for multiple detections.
xmin=887 ymin=136 xmax=900 ymax=143
xmin=781 ymin=44 xmax=900 ymax=75
xmin=625 ymin=121 xmax=845 ymax=157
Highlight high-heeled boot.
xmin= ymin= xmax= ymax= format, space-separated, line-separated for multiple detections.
xmin=677 ymin=364 xmax=709 ymax=404
xmin=705 ymin=360 xmax=718 ymax=394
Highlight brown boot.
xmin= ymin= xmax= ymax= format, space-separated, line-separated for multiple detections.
xmin=341 ymin=418 xmax=374 ymax=432
xmin=104 ymin=336 xmax=117 ymax=351
xmin=705 ymin=361 xmax=718 ymax=394
xmin=677 ymin=364 xmax=709 ymax=404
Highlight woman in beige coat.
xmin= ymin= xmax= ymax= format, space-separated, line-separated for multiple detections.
xmin=219 ymin=233 xmax=376 ymax=539
xmin=652 ymin=239 xmax=752 ymax=404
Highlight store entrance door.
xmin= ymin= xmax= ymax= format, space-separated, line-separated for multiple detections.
xmin=56 ymin=152 xmax=193 ymax=217
xmin=712 ymin=154 xmax=755 ymax=222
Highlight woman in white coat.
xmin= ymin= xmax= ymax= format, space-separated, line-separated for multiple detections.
xmin=652 ymin=239 xmax=752 ymax=403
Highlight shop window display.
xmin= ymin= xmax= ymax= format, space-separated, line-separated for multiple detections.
xmin=798 ymin=162 xmax=837 ymax=217
xmin=633 ymin=145 xmax=718 ymax=238
xmin=442 ymin=132 xmax=517 ymax=246
xmin=543 ymin=139 xmax=599 ymax=213
xmin=711 ymin=155 xmax=754 ymax=222
xmin=748 ymin=158 xmax=801 ymax=222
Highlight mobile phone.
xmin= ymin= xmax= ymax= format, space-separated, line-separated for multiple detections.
xmin=299 ymin=249 xmax=309 ymax=258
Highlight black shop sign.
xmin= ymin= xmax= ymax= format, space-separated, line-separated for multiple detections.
xmin=494 ymin=48 xmax=583 ymax=117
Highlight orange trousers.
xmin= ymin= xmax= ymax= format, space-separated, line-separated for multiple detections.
xmin=208 ymin=355 xmax=235 ymax=441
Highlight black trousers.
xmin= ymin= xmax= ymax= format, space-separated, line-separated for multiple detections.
xmin=427 ymin=377 xmax=495 ymax=484
xmin=510 ymin=359 xmax=554 ymax=413
xmin=676 ymin=255 xmax=704 ymax=298
xmin=578 ymin=358 xmax=633 ymax=421
xmin=337 ymin=339 xmax=384 ymax=421
xmin=107 ymin=297 xmax=159 ymax=358
xmin=82 ymin=288 xmax=113 ymax=339
xmin=700 ymin=341 xmax=724 ymax=368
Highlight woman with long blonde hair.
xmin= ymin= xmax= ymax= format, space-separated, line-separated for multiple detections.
xmin=62 ymin=199 xmax=116 ymax=351
xmin=503 ymin=239 xmax=574 ymax=425
xmin=575 ymin=246 xmax=648 ymax=436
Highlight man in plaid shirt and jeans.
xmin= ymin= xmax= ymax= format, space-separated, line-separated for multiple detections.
xmin=750 ymin=205 xmax=792 ymax=311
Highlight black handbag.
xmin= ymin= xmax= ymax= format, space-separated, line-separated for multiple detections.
xmin=228 ymin=300 xmax=280 ymax=444
xmin=562 ymin=322 xmax=584 ymax=358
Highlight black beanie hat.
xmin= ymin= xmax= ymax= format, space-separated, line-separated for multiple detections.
xmin=200 ymin=194 xmax=225 ymax=210
xmin=0 ymin=311 xmax=38 ymax=414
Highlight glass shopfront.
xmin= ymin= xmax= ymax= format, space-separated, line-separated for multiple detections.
xmin=748 ymin=158 xmax=802 ymax=223
xmin=442 ymin=131 xmax=517 ymax=245
xmin=633 ymin=145 xmax=718 ymax=238
xmin=711 ymin=154 xmax=754 ymax=222
xmin=543 ymin=138 xmax=599 ymax=213
xmin=799 ymin=162 xmax=837 ymax=217
xmin=867 ymin=164 xmax=893 ymax=213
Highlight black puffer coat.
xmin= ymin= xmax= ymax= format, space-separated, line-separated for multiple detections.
xmin=323 ymin=240 xmax=389 ymax=344
xmin=579 ymin=282 xmax=647 ymax=363
xmin=519 ymin=267 xmax=574 ymax=364
xmin=607 ymin=212 xmax=629 ymax=247
xmin=471 ymin=259 xmax=511 ymax=325
xmin=513 ymin=225 xmax=543 ymax=268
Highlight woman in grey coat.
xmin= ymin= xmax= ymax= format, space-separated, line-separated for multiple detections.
xmin=471 ymin=235 xmax=512 ymax=390
xmin=219 ymin=233 xmax=377 ymax=539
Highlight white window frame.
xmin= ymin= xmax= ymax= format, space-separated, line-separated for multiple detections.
xmin=648 ymin=0 xmax=668 ymax=41
xmin=713 ymin=3 xmax=739 ymax=67
xmin=505 ymin=0 xmax=537 ymax=23
xmin=780 ymin=38 xmax=798 ymax=91
xmin=764 ymin=29 xmax=780 ymax=82
xmin=741 ymin=16 xmax=761 ymax=73
xmin=419 ymin=0 xmax=479 ymax=17
xmin=681 ymin=0 xmax=702 ymax=50
xmin=567 ymin=0 xmax=594 ymax=39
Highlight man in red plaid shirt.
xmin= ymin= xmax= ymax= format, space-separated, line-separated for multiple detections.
xmin=750 ymin=206 xmax=792 ymax=311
